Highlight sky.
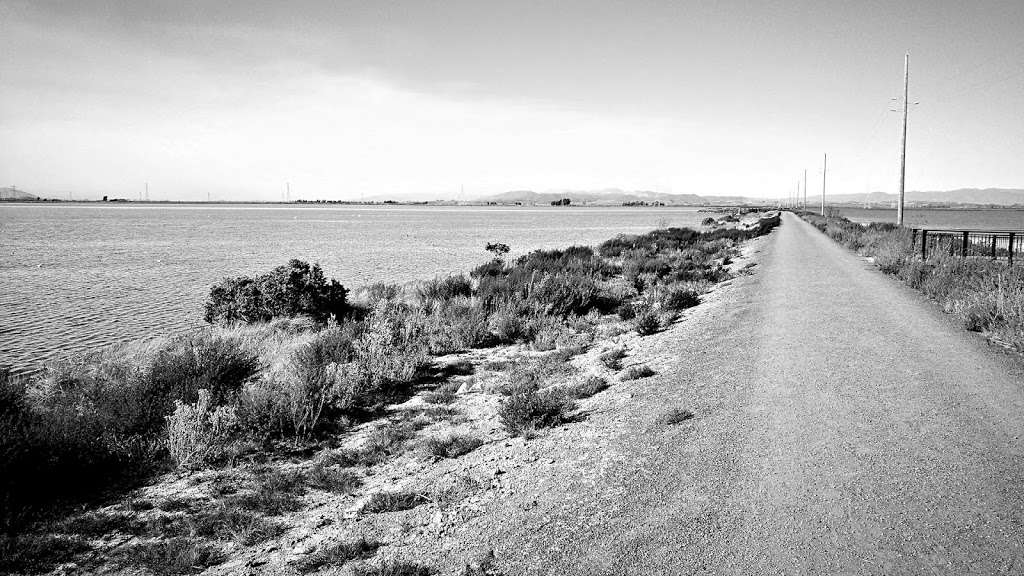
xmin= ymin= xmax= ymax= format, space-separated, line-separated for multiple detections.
xmin=2 ymin=0 xmax=1024 ymax=201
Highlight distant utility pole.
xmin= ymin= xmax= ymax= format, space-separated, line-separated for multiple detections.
xmin=145 ymin=182 xmax=149 ymax=201
xmin=821 ymin=153 xmax=827 ymax=216
xmin=803 ymin=169 xmax=808 ymax=209
xmin=897 ymin=52 xmax=910 ymax=226
xmin=286 ymin=182 xmax=291 ymax=203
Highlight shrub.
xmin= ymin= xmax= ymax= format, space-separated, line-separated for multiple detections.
xmin=123 ymin=537 xmax=225 ymax=575
xmin=416 ymin=275 xmax=473 ymax=308
xmin=296 ymin=538 xmax=380 ymax=574
xmin=598 ymin=348 xmax=627 ymax=370
xmin=165 ymin=389 xmax=239 ymax=470
xmin=497 ymin=387 xmax=576 ymax=437
xmin=204 ymin=259 xmax=349 ymax=325
xmin=353 ymin=562 xmax=433 ymax=576
xmin=662 ymin=287 xmax=701 ymax=310
xmin=307 ymin=463 xmax=362 ymax=494
xmin=229 ymin=469 xmax=306 ymax=516
xmin=360 ymin=490 xmax=427 ymax=514
xmin=422 ymin=381 xmax=459 ymax=405
xmin=423 ymin=434 xmax=483 ymax=458
xmin=622 ymin=364 xmax=655 ymax=380
xmin=656 ymin=408 xmax=694 ymax=425
xmin=570 ymin=375 xmax=610 ymax=398
xmin=616 ymin=301 xmax=636 ymax=320
xmin=633 ymin=307 xmax=661 ymax=335
xmin=180 ymin=504 xmax=285 ymax=546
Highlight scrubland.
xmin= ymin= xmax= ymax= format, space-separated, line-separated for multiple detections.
xmin=0 ymin=212 xmax=778 ymax=575
xmin=801 ymin=212 xmax=1024 ymax=352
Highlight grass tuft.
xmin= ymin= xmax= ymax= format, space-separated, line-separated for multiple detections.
xmin=423 ymin=434 xmax=484 ymax=459
xmin=657 ymin=408 xmax=694 ymax=425
xmin=360 ymin=490 xmax=427 ymax=514
xmin=295 ymin=537 xmax=380 ymax=574
xmin=622 ymin=364 xmax=656 ymax=381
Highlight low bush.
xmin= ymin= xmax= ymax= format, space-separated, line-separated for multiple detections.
xmin=123 ymin=537 xmax=225 ymax=575
xmin=598 ymin=348 xmax=627 ymax=370
xmin=570 ymin=375 xmax=610 ymax=398
xmin=622 ymin=364 xmax=656 ymax=380
xmin=633 ymin=307 xmax=661 ymax=335
xmin=307 ymin=463 xmax=362 ymax=494
xmin=616 ymin=301 xmax=637 ymax=320
xmin=423 ymin=434 xmax=484 ymax=459
xmin=296 ymin=538 xmax=380 ymax=574
xmin=165 ymin=389 xmax=239 ymax=470
xmin=656 ymin=408 xmax=694 ymax=425
xmin=497 ymin=387 xmax=576 ymax=437
xmin=422 ymin=381 xmax=460 ymax=405
xmin=353 ymin=562 xmax=434 ymax=576
xmin=360 ymin=490 xmax=427 ymax=514
xmin=229 ymin=469 xmax=306 ymax=516
xmin=661 ymin=287 xmax=701 ymax=311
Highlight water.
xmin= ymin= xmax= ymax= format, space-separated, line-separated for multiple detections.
xmin=839 ymin=207 xmax=1024 ymax=230
xmin=0 ymin=203 xmax=717 ymax=371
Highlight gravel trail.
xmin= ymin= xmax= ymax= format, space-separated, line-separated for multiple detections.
xmin=442 ymin=212 xmax=1024 ymax=575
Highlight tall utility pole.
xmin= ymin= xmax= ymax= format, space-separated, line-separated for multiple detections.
xmin=821 ymin=153 xmax=827 ymax=216
xmin=897 ymin=52 xmax=910 ymax=226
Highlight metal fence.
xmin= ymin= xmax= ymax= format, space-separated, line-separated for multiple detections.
xmin=910 ymin=228 xmax=1024 ymax=265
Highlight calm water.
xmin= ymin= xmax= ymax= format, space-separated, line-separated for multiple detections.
xmin=840 ymin=207 xmax=1024 ymax=229
xmin=0 ymin=203 xmax=717 ymax=371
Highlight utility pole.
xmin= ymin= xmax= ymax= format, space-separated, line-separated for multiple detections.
xmin=897 ymin=52 xmax=909 ymax=226
xmin=803 ymin=169 xmax=808 ymax=209
xmin=286 ymin=182 xmax=291 ymax=203
xmin=821 ymin=153 xmax=827 ymax=216
xmin=145 ymin=182 xmax=149 ymax=201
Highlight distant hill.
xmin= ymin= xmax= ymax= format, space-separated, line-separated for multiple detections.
xmin=0 ymin=187 xmax=39 ymax=200
xmin=480 ymin=189 xmax=750 ymax=206
xmin=819 ymin=188 xmax=1024 ymax=207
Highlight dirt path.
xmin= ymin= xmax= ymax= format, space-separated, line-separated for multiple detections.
xmin=413 ymin=212 xmax=1024 ymax=575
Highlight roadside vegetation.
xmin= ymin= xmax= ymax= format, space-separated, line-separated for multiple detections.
xmin=0 ymin=211 xmax=779 ymax=574
xmin=801 ymin=212 xmax=1024 ymax=351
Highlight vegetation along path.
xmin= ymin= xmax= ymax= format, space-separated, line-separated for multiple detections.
xmin=438 ymin=212 xmax=1024 ymax=574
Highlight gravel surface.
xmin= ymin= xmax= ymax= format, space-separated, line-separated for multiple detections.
xmin=404 ymin=212 xmax=1024 ymax=575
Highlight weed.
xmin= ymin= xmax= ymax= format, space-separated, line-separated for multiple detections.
xmin=123 ymin=537 xmax=225 ymax=575
xmin=570 ymin=375 xmax=610 ymax=398
xmin=422 ymin=381 xmax=460 ymax=405
xmin=424 ymin=434 xmax=484 ymax=459
xmin=657 ymin=408 xmax=694 ymax=425
xmin=230 ymin=468 xmax=306 ymax=516
xmin=662 ymin=287 xmax=701 ymax=310
xmin=360 ymin=491 xmax=427 ymax=514
xmin=295 ymin=537 xmax=380 ymax=574
xmin=353 ymin=562 xmax=434 ymax=576
xmin=497 ymin=387 xmax=576 ymax=437
xmin=598 ymin=348 xmax=627 ymax=370
xmin=622 ymin=364 xmax=656 ymax=380
xmin=633 ymin=307 xmax=661 ymax=336
xmin=307 ymin=462 xmax=363 ymax=494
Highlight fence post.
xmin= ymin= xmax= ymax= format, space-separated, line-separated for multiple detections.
xmin=991 ymin=235 xmax=998 ymax=259
xmin=962 ymin=231 xmax=969 ymax=257
xmin=921 ymin=230 xmax=928 ymax=260
xmin=1010 ymin=233 xmax=1015 ymax=266
xmin=911 ymin=229 xmax=918 ymax=254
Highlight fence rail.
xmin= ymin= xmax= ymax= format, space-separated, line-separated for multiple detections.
xmin=910 ymin=228 xmax=1024 ymax=265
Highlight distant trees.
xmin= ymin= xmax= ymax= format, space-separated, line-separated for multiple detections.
xmin=204 ymin=259 xmax=349 ymax=325
xmin=551 ymin=198 xmax=571 ymax=206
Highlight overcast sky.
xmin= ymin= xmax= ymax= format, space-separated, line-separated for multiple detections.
xmin=2 ymin=0 xmax=1023 ymax=201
